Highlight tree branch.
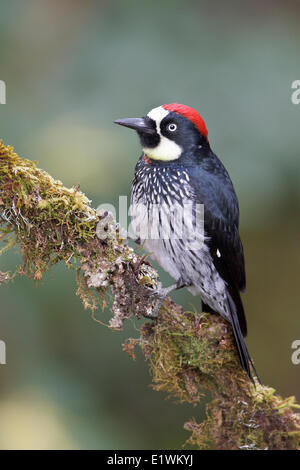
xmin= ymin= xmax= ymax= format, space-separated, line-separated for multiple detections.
xmin=1 ymin=141 xmax=299 ymax=450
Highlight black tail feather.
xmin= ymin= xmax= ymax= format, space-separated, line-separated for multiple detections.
xmin=227 ymin=286 xmax=247 ymax=337
xmin=202 ymin=297 xmax=260 ymax=384
xmin=227 ymin=294 xmax=261 ymax=384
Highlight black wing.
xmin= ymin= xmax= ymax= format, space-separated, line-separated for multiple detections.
xmin=205 ymin=211 xmax=246 ymax=292
xmin=190 ymin=160 xmax=247 ymax=334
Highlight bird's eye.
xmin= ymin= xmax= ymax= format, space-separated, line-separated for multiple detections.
xmin=167 ymin=123 xmax=177 ymax=132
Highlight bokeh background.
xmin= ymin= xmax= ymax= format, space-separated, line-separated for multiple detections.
xmin=0 ymin=0 xmax=300 ymax=449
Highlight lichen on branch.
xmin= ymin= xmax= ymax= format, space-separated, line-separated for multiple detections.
xmin=0 ymin=140 xmax=160 ymax=326
xmin=1 ymin=140 xmax=300 ymax=450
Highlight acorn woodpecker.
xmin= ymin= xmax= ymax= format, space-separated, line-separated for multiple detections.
xmin=114 ymin=103 xmax=258 ymax=383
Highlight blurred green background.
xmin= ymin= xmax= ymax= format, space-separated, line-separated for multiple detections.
xmin=0 ymin=0 xmax=300 ymax=449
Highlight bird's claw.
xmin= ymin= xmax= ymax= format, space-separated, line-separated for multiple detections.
xmin=143 ymin=284 xmax=177 ymax=319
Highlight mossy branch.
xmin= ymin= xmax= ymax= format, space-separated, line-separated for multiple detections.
xmin=0 ymin=141 xmax=299 ymax=450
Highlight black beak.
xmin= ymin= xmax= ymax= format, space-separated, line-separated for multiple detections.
xmin=114 ymin=117 xmax=155 ymax=135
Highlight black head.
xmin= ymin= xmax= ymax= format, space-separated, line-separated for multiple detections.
xmin=114 ymin=104 xmax=209 ymax=164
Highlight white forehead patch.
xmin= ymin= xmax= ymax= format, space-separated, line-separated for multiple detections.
xmin=144 ymin=106 xmax=182 ymax=161
xmin=147 ymin=106 xmax=169 ymax=132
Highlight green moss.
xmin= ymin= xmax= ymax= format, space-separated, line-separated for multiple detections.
xmin=0 ymin=141 xmax=99 ymax=280
xmin=1 ymin=140 xmax=300 ymax=450
xmin=134 ymin=298 xmax=300 ymax=449
xmin=0 ymin=140 xmax=159 ymax=320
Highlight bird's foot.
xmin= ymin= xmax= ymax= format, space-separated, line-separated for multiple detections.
xmin=143 ymin=283 xmax=177 ymax=319
xmin=143 ymin=278 xmax=190 ymax=319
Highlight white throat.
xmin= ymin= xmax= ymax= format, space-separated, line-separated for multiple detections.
xmin=142 ymin=106 xmax=182 ymax=161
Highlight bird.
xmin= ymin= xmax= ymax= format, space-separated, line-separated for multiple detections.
xmin=114 ymin=103 xmax=258 ymax=383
